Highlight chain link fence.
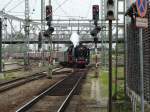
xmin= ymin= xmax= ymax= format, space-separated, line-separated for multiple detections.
xmin=126 ymin=6 xmax=150 ymax=104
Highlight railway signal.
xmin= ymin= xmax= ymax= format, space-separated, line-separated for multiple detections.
xmin=106 ymin=0 xmax=115 ymax=20
xmin=44 ymin=26 xmax=54 ymax=37
xmin=45 ymin=5 xmax=54 ymax=35
xmin=92 ymin=5 xmax=99 ymax=21
xmin=106 ymin=1 xmax=116 ymax=112
xmin=45 ymin=4 xmax=54 ymax=79
xmin=92 ymin=5 xmax=100 ymax=78
xmin=46 ymin=5 xmax=52 ymax=22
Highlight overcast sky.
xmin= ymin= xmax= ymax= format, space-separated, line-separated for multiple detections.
xmin=0 ymin=0 xmax=103 ymax=20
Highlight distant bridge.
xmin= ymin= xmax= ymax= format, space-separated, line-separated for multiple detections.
xmin=2 ymin=38 xmax=124 ymax=44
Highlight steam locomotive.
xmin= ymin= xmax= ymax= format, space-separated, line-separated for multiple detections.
xmin=64 ymin=43 xmax=90 ymax=68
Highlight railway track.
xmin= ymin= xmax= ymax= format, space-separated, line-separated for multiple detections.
xmin=0 ymin=67 xmax=70 ymax=93
xmin=3 ymin=67 xmax=24 ymax=73
xmin=2 ymin=62 xmax=24 ymax=73
xmin=16 ymin=69 xmax=87 ymax=112
xmin=0 ymin=73 xmax=46 ymax=93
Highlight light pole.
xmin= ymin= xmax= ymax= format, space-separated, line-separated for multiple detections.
xmin=108 ymin=19 xmax=112 ymax=112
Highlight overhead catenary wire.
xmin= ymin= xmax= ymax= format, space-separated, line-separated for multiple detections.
xmin=6 ymin=0 xmax=24 ymax=12
xmin=54 ymin=0 xmax=69 ymax=17
xmin=5 ymin=11 xmax=24 ymax=13
xmin=53 ymin=0 xmax=70 ymax=13
xmin=53 ymin=0 xmax=87 ymax=19
xmin=2 ymin=0 xmax=15 ymax=10
xmin=5 ymin=0 xmax=37 ymax=15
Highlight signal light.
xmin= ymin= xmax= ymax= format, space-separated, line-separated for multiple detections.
xmin=92 ymin=5 xmax=99 ymax=21
xmin=46 ymin=5 xmax=52 ymax=21
xmin=44 ymin=27 xmax=54 ymax=37
xmin=106 ymin=0 xmax=115 ymax=20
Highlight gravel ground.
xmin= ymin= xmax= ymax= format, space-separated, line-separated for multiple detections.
xmin=26 ymin=96 xmax=66 ymax=112
xmin=66 ymin=95 xmax=80 ymax=112
xmin=0 ymin=76 xmax=64 ymax=112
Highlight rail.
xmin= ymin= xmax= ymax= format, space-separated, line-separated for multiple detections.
xmin=16 ymin=70 xmax=85 ymax=112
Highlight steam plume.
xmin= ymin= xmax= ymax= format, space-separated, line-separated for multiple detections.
xmin=70 ymin=32 xmax=80 ymax=47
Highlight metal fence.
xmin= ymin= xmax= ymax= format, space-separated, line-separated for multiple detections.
xmin=127 ymin=24 xmax=140 ymax=95
xmin=126 ymin=7 xmax=150 ymax=103
xmin=143 ymin=7 xmax=150 ymax=102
